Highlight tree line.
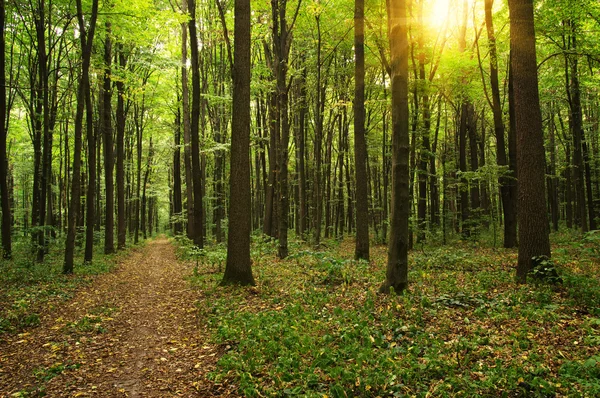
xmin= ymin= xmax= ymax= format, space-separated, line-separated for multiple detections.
xmin=1 ymin=0 xmax=599 ymax=289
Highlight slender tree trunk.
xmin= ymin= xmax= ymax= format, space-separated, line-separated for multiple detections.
xmin=181 ymin=0 xmax=194 ymax=240
xmin=380 ymin=0 xmax=409 ymax=294
xmin=509 ymin=0 xmax=551 ymax=282
xmin=173 ymin=103 xmax=183 ymax=235
xmin=0 ymin=0 xmax=11 ymax=259
xmin=188 ymin=0 xmax=204 ymax=248
xmin=116 ymin=45 xmax=127 ymax=250
xmin=102 ymin=22 xmax=114 ymax=254
xmin=484 ymin=0 xmax=517 ymax=247
xmin=65 ymin=0 xmax=99 ymax=273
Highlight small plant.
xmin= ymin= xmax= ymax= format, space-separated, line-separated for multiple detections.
xmin=530 ymin=255 xmax=562 ymax=284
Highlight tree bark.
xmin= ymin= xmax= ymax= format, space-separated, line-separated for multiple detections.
xmin=0 ymin=0 xmax=11 ymax=259
xmin=354 ymin=0 xmax=370 ymax=260
xmin=223 ymin=0 xmax=255 ymax=285
xmin=508 ymin=0 xmax=551 ymax=283
xmin=188 ymin=0 xmax=204 ymax=248
xmin=116 ymin=46 xmax=127 ymax=250
xmin=380 ymin=0 xmax=409 ymax=294
xmin=102 ymin=22 xmax=115 ymax=254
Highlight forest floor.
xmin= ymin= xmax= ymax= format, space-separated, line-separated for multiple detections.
xmin=0 ymin=238 xmax=230 ymax=397
xmin=1 ymin=231 xmax=600 ymax=397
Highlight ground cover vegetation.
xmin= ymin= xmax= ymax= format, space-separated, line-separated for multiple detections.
xmin=177 ymin=231 xmax=600 ymax=396
xmin=1 ymin=0 xmax=600 ymax=395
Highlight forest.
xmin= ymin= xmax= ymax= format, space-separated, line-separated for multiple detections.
xmin=1 ymin=0 xmax=600 ymax=396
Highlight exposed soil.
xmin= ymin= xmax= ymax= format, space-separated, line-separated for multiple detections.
xmin=0 ymin=238 xmax=232 ymax=397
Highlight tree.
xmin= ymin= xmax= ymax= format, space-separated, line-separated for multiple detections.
xmin=188 ymin=0 xmax=204 ymax=248
xmin=222 ymin=0 xmax=255 ymax=286
xmin=353 ymin=0 xmax=369 ymax=261
xmin=508 ymin=0 xmax=551 ymax=282
xmin=483 ymin=0 xmax=517 ymax=248
xmin=0 ymin=0 xmax=11 ymax=259
xmin=102 ymin=21 xmax=115 ymax=254
xmin=380 ymin=0 xmax=409 ymax=294
xmin=64 ymin=0 xmax=99 ymax=274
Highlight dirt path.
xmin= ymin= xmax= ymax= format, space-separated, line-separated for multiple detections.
xmin=0 ymin=238 xmax=229 ymax=397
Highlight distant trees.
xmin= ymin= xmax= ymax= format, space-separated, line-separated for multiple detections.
xmin=1 ymin=0 xmax=600 ymax=286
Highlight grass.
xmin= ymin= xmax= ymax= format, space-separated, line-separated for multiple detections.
xmin=0 ymin=234 xmax=136 ymax=335
xmin=179 ymin=230 xmax=600 ymax=397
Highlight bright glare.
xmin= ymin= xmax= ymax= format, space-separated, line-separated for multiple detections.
xmin=427 ymin=0 xmax=451 ymax=29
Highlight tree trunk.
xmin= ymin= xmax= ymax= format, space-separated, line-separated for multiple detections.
xmin=102 ymin=22 xmax=114 ymax=254
xmin=0 ymin=0 xmax=11 ymax=259
xmin=223 ymin=0 xmax=255 ymax=285
xmin=508 ymin=0 xmax=551 ymax=282
xmin=484 ymin=0 xmax=517 ymax=247
xmin=116 ymin=45 xmax=127 ymax=250
xmin=354 ymin=0 xmax=370 ymax=260
xmin=380 ymin=0 xmax=409 ymax=294
xmin=188 ymin=0 xmax=204 ymax=248
xmin=65 ymin=0 xmax=99 ymax=273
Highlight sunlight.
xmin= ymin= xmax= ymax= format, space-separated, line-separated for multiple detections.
xmin=427 ymin=0 xmax=451 ymax=29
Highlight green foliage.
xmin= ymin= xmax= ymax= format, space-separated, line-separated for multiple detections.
xmin=187 ymin=235 xmax=600 ymax=396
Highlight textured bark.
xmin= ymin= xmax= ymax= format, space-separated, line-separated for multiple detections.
xmin=0 ymin=0 xmax=11 ymax=258
xmin=102 ymin=22 xmax=115 ymax=254
xmin=188 ymin=0 xmax=204 ymax=248
xmin=380 ymin=0 xmax=409 ymax=294
xmin=508 ymin=0 xmax=551 ymax=283
xmin=222 ymin=0 xmax=255 ymax=286
xmin=354 ymin=0 xmax=370 ymax=260
xmin=116 ymin=46 xmax=127 ymax=250
xmin=180 ymin=0 xmax=194 ymax=240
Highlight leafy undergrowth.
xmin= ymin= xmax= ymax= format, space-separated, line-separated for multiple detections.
xmin=0 ymin=236 xmax=137 ymax=335
xmin=181 ymin=231 xmax=600 ymax=397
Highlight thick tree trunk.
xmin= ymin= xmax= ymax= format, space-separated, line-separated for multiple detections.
xmin=223 ymin=0 xmax=255 ymax=285
xmin=354 ymin=0 xmax=370 ymax=260
xmin=509 ymin=0 xmax=551 ymax=282
xmin=380 ymin=0 xmax=409 ymax=294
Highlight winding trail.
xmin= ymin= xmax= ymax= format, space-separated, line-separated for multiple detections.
xmin=0 ymin=238 xmax=229 ymax=397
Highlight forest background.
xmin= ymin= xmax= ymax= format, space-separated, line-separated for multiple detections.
xmin=1 ymin=0 xmax=600 ymax=395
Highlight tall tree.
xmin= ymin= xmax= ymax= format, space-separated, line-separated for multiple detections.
xmin=115 ymin=45 xmax=127 ymax=250
xmin=102 ymin=21 xmax=115 ymax=254
xmin=354 ymin=0 xmax=370 ymax=261
xmin=222 ymin=0 xmax=255 ymax=286
xmin=64 ymin=0 xmax=99 ymax=273
xmin=380 ymin=0 xmax=409 ymax=294
xmin=188 ymin=0 xmax=204 ymax=248
xmin=484 ymin=0 xmax=517 ymax=248
xmin=0 ymin=0 xmax=11 ymax=259
xmin=508 ymin=0 xmax=551 ymax=282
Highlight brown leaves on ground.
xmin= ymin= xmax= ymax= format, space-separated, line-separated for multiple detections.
xmin=0 ymin=238 xmax=233 ymax=397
